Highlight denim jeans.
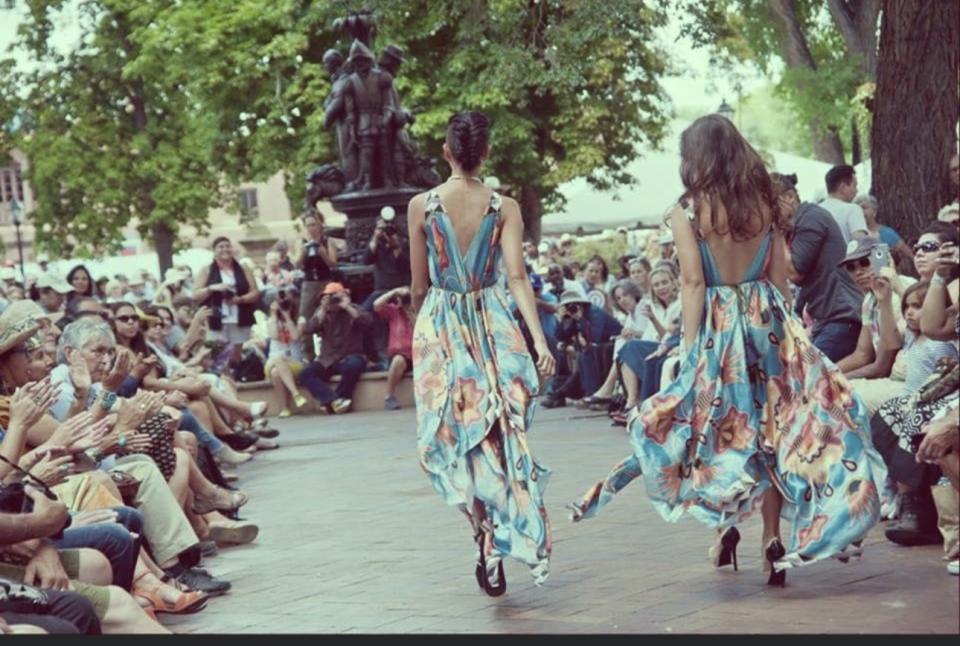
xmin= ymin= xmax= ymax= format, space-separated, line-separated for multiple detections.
xmin=53 ymin=506 xmax=144 ymax=590
xmin=811 ymin=320 xmax=862 ymax=363
xmin=179 ymin=408 xmax=226 ymax=454
xmin=299 ymin=354 xmax=367 ymax=405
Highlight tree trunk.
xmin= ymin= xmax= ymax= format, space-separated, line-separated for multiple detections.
xmin=152 ymin=221 xmax=176 ymax=275
xmin=827 ymin=0 xmax=880 ymax=76
xmin=768 ymin=0 xmax=846 ymax=163
xmin=851 ymin=115 xmax=861 ymax=166
xmin=871 ymin=0 xmax=960 ymax=243
xmin=519 ymin=185 xmax=542 ymax=243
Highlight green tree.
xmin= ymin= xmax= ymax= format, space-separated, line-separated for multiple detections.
xmin=1 ymin=0 xmax=230 ymax=273
xmin=136 ymin=0 xmax=672 ymax=240
xmin=677 ymin=0 xmax=879 ymax=164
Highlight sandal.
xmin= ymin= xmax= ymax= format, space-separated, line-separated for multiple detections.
xmin=133 ymin=574 xmax=208 ymax=615
xmin=193 ymin=487 xmax=249 ymax=515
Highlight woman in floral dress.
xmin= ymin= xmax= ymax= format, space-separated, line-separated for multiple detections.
xmin=570 ymin=115 xmax=887 ymax=586
xmin=407 ymin=112 xmax=556 ymax=596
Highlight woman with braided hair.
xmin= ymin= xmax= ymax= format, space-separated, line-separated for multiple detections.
xmin=408 ymin=111 xmax=556 ymax=596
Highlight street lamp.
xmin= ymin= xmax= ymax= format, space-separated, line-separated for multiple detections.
xmin=716 ymin=99 xmax=735 ymax=122
xmin=9 ymin=198 xmax=24 ymax=282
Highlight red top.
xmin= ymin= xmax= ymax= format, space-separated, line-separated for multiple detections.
xmin=375 ymin=302 xmax=414 ymax=360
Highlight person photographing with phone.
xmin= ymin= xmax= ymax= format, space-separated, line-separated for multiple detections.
xmin=194 ymin=237 xmax=260 ymax=373
xmin=372 ymin=286 xmax=414 ymax=410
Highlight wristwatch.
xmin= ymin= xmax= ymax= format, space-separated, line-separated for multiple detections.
xmin=99 ymin=390 xmax=118 ymax=412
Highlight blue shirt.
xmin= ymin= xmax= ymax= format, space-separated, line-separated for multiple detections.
xmin=878 ymin=225 xmax=903 ymax=249
xmin=903 ymin=331 xmax=958 ymax=393
xmin=48 ymin=363 xmax=102 ymax=422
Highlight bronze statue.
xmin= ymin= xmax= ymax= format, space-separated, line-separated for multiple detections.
xmin=341 ymin=39 xmax=396 ymax=191
xmin=322 ymin=48 xmax=357 ymax=184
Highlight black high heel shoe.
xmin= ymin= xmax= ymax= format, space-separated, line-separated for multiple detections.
xmin=713 ymin=527 xmax=740 ymax=571
xmin=765 ymin=538 xmax=787 ymax=587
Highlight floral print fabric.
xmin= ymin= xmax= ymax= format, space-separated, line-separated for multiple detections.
xmin=413 ymin=190 xmax=551 ymax=580
xmin=572 ymin=229 xmax=887 ymax=571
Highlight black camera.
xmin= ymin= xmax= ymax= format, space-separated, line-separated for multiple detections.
xmin=0 ymin=482 xmax=71 ymax=539
xmin=329 ymin=294 xmax=343 ymax=305
xmin=305 ymin=239 xmax=320 ymax=258
xmin=565 ymin=303 xmax=580 ymax=316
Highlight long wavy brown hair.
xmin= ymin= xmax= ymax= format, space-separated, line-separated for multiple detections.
xmin=679 ymin=115 xmax=783 ymax=240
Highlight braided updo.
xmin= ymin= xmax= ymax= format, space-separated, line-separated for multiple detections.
xmin=446 ymin=111 xmax=490 ymax=173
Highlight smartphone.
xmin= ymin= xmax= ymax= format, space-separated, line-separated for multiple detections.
xmin=870 ymin=243 xmax=890 ymax=273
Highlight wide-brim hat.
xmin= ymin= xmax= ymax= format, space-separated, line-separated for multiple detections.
xmin=840 ymin=236 xmax=881 ymax=265
xmin=162 ymin=267 xmax=188 ymax=286
xmin=559 ymin=289 xmax=590 ymax=307
xmin=0 ymin=300 xmax=50 ymax=356
xmin=658 ymin=229 xmax=674 ymax=245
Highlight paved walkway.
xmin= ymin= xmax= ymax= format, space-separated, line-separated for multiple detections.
xmin=164 ymin=406 xmax=960 ymax=634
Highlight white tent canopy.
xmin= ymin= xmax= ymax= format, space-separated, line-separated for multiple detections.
xmin=542 ymin=119 xmax=837 ymax=233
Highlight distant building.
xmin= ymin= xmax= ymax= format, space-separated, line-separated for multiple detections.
xmin=0 ymin=148 xmax=339 ymax=266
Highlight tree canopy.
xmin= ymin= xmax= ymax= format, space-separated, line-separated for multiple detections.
xmin=2 ymin=0 xmax=674 ymax=269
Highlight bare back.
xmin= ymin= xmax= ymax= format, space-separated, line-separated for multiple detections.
xmin=434 ymin=182 xmax=497 ymax=258
xmin=690 ymin=200 xmax=773 ymax=286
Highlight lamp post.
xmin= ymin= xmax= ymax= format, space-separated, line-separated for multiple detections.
xmin=10 ymin=198 xmax=24 ymax=282
xmin=716 ymin=99 xmax=735 ymax=123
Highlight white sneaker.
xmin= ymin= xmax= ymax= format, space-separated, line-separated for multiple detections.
xmin=948 ymin=560 xmax=959 ymax=576
xmin=249 ymin=401 xmax=268 ymax=418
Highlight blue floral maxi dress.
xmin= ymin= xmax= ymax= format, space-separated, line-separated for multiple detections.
xmin=413 ymin=190 xmax=551 ymax=582
xmin=571 ymin=223 xmax=888 ymax=571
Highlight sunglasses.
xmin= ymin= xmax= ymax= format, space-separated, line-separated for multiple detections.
xmin=913 ymin=241 xmax=941 ymax=254
xmin=115 ymin=315 xmax=139 ymax=324
xmin=842 ymin=257 xmax=871 ymax=271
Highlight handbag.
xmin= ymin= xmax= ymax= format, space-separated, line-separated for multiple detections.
xmin=109 ymin=470 xmax=141 ymax=507
xmin=0 ymin=576 xmax=50 ymax=614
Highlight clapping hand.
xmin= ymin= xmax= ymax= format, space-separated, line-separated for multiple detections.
xmin=116 ymin=390 xmax=165 ymax=432
xmin=8 ymin=379 xmax=59 ymax=432
xmin=19 ymin=446 xmax=73 ymax=488
xmin=103 ymin=348 xmax=134 ymax=392
xmin=67 ymin=352 xmax=92 ymax=394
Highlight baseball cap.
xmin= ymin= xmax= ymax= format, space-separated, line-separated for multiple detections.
xmin=840 ymin=236 xmax=881 ymax=265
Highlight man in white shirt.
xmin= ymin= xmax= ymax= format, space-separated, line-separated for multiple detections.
xmin=820 ymin=164 xmax=869 ymax=244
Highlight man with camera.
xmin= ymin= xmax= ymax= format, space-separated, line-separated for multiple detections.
xmin=542 ymin=289 xmax=622 ymax=409
xmin=298 ymin=282 xmax=372 ymax=415
xmin=362 ymin=207 xmax=410 ymax=367
xmin=293 ymin=212 xmax=338 ymax=323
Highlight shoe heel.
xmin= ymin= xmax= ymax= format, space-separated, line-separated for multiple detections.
xmin=765 ymin=539 xmax=786 ymax=587
xmin=715 ymin=527 xmax=740 ymax=571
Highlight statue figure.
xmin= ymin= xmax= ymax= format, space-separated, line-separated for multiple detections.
xmin=333 ymin=11 xmax=376 ymax=47
xmin=305 ymin=165 xmax=346 ymax=212
xmin=322 ymin=48 xmax=357 ymax=184
xmin=377 ymin=44 xmax=441 ymax=189
xmin=342 ymin=39 xmax=396 ymax=192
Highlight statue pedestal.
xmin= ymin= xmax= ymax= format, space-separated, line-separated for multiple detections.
xmin=331 ymin=187 xmax=421 ymax=255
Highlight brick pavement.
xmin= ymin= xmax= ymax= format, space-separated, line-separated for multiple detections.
xmin=162 ymin=406 xmax=960 ymax=634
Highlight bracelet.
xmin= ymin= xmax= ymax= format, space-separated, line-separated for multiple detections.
xmin=931 ymin=273 xmax=946 ymax=286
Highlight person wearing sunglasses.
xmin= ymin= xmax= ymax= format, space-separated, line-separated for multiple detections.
xmin=912 ymin=221 xmax=960 ymax=283
xmin=836 ymin=236 xmax=915 ymax=382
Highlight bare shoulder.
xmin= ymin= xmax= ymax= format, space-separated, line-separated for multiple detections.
xmin=406 ymin=191 xmax=430 ymax=219
xmin=499 ymin=195 xmax=521 ymax=221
